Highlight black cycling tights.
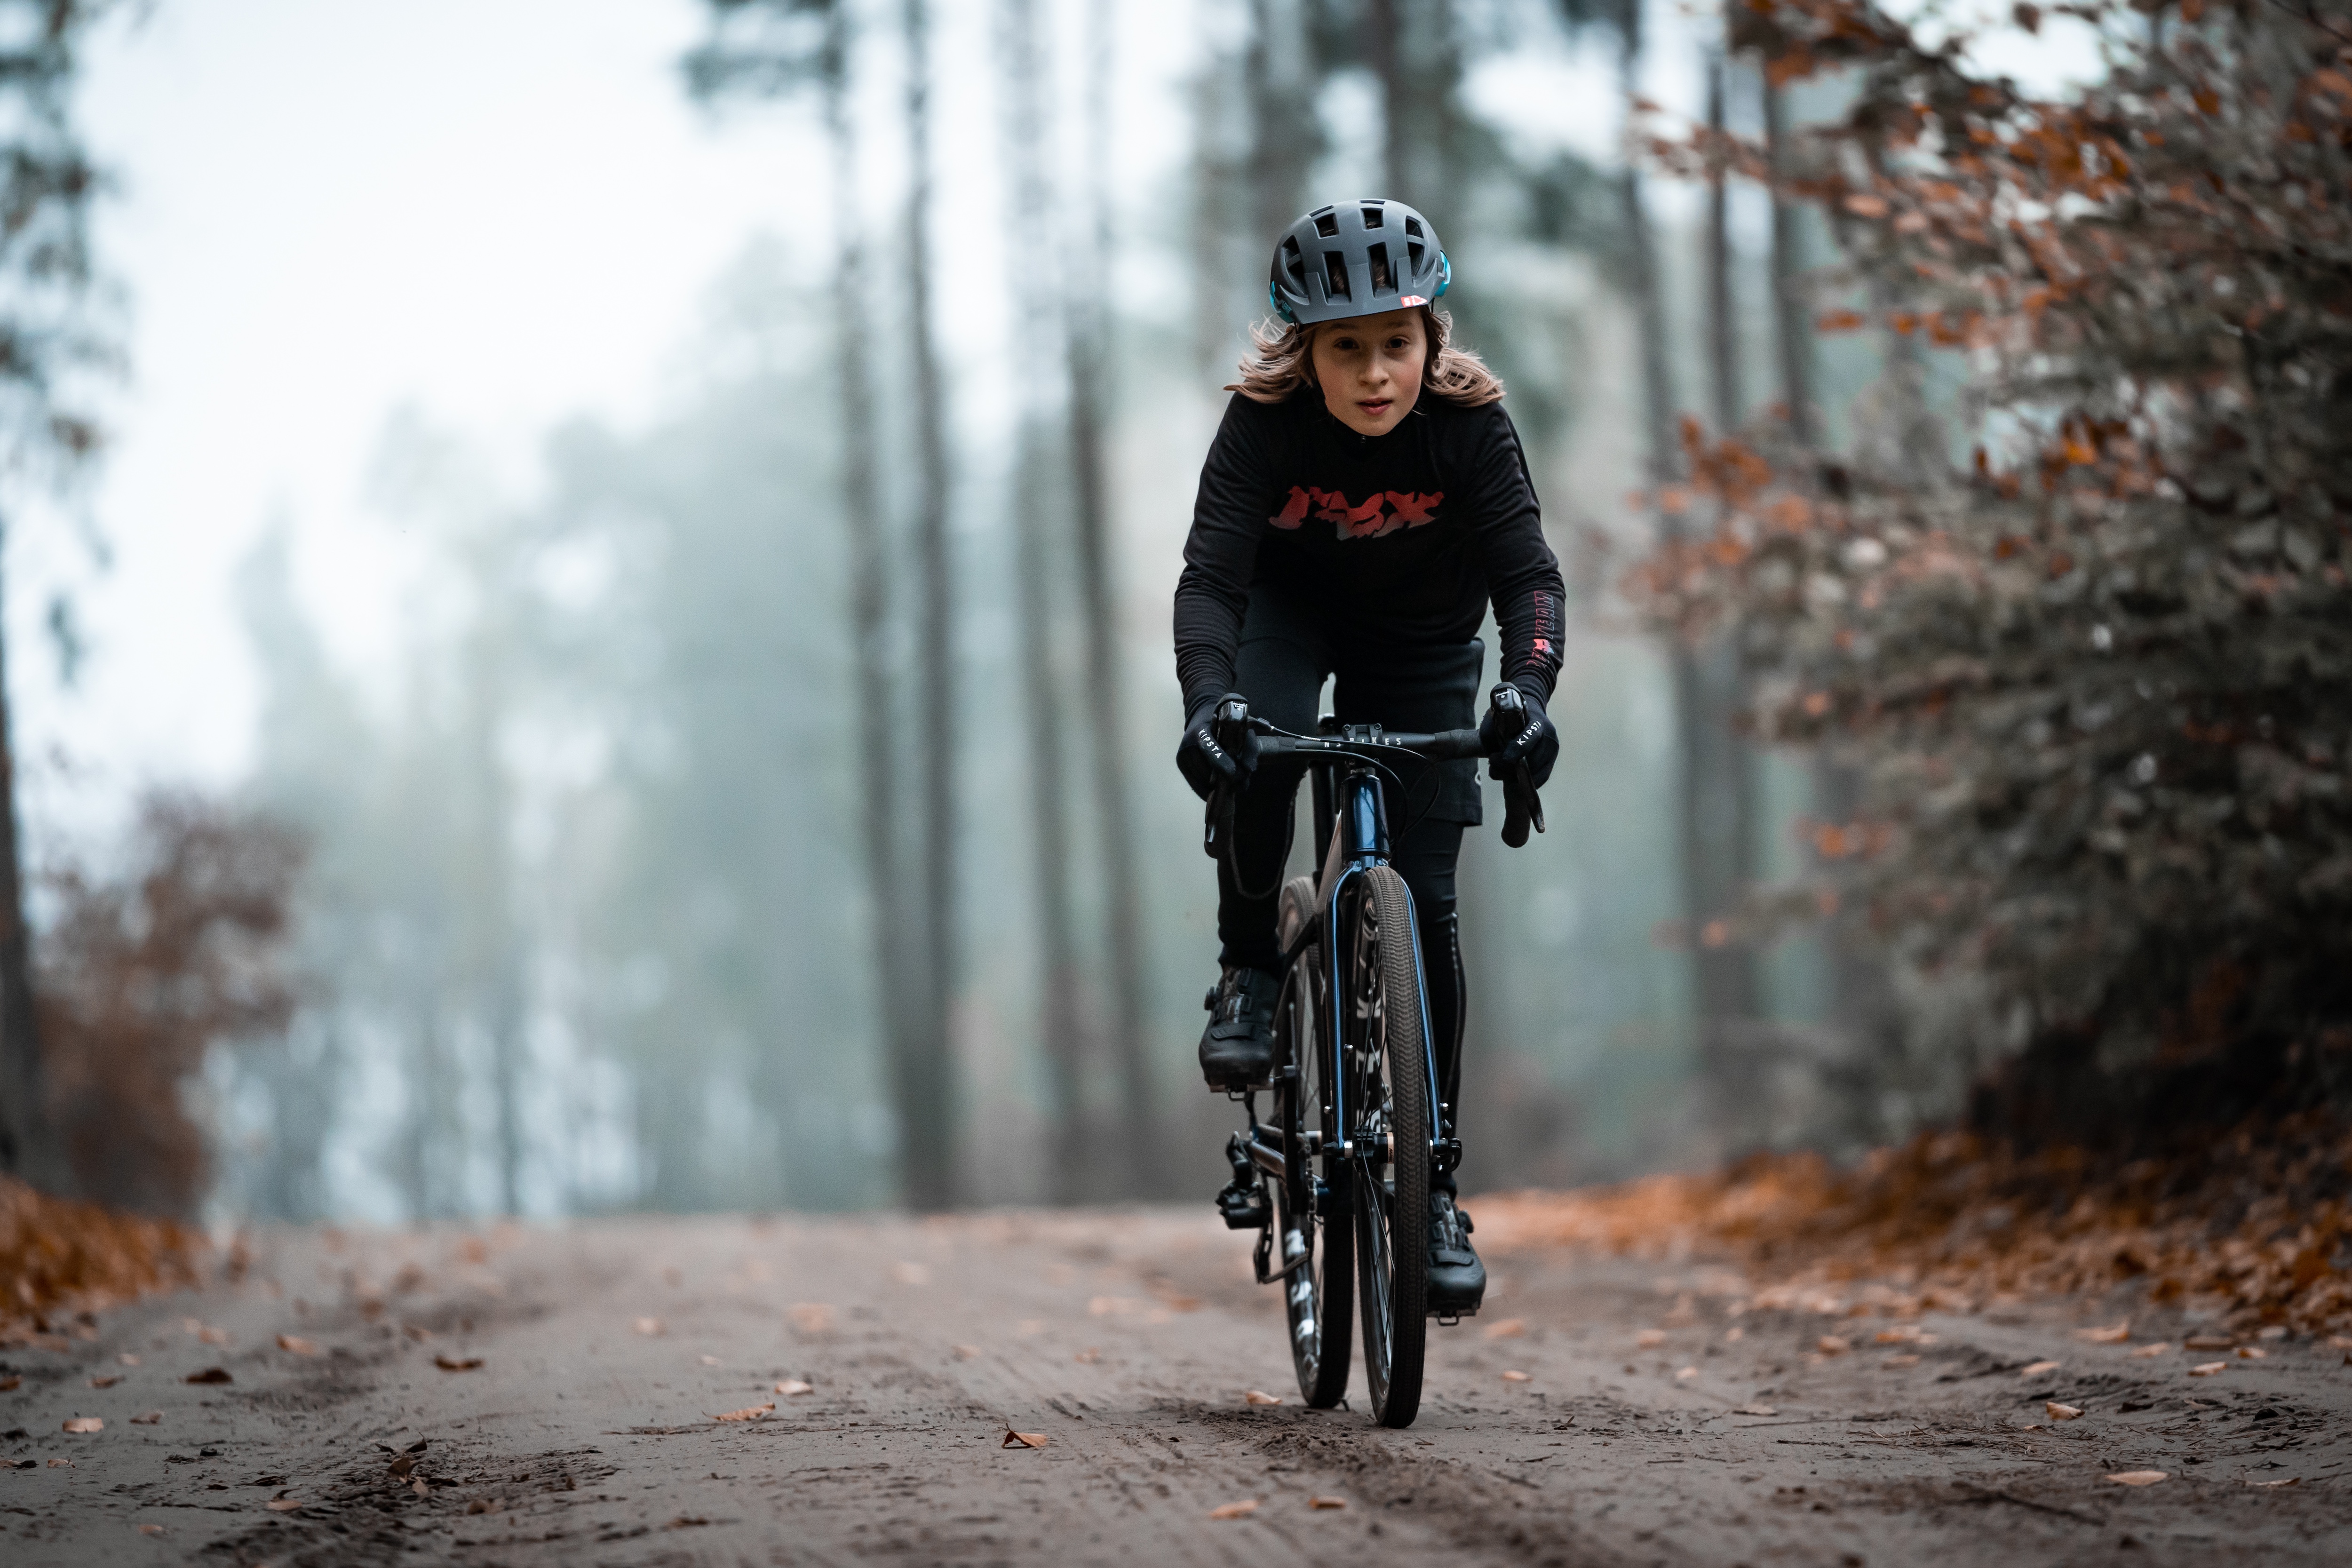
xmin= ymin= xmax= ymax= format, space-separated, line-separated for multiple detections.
xmin=1215 ymin=628 xmax=1476 ymax=1185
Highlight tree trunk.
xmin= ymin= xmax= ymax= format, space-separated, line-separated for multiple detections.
xmin=0 ymin=537 xmax=66 ymax=1192
xmin=1620 ymin=37 xmax=1747 ymax=1129
xmin=1764 ymin=70 xmax=1902 ymax=1135
xmin=1763 ymin=78 xmax=1815 ymax=449
xmin=997 ymin=0 xmax=1089 ymax=1203
xmin=1067 ymin=0 xmax=1159 ymax=1196
xmin=900 ymin=0 xmax=959 ymax=1211
xmin=1698 ymin=48 xmax=1762 ymax=1136
xmin=821 ymin=0 xmax=917 ymax=1215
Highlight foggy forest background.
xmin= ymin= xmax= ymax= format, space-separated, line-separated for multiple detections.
xmin=6 ymin=0 xmax=2302 ymax=1226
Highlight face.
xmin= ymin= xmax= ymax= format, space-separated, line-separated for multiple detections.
xmin=1310 ymin=309 xmax=1427 ymax=437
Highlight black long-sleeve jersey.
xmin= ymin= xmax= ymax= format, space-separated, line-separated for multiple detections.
xmin=1173 ymin=388 xmax=1567 ymax=719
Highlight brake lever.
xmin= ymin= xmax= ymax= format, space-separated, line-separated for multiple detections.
xmin=1501 ymin=761 xmax=1545 ymax=849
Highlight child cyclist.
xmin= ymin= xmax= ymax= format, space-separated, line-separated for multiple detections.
xmin=1174 ymin=199 xmax=1564 ymax=1316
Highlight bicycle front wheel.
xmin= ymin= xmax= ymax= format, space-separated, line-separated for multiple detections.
xmin=1348 ymin=865 xmax=1429 ymax=1429
xmin=1274 ymin=876 xmax=1351 ymax=1408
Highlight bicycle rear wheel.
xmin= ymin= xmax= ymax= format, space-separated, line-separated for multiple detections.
xmin=1273 ymin=876 xmax=1351 ymax=1408
xmin=1348 ymin=865 xmax=1429 ymax=1428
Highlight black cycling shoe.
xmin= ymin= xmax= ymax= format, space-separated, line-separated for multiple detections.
xmin=1198 ymin=966 xmax=1279 ymax=1090
xmin=1427 ymin=1192 xmax=1487 ymax=1315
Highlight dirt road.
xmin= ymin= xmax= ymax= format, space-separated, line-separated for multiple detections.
xmin=4 ymin=1205 xmax=2347 ymax=1565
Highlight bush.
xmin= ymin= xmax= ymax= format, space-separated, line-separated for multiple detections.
xmin=1636 ymin=0 xmax=2352 ymax=1132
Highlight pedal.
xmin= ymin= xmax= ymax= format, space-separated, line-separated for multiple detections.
xmin=1217 ymin=1179 xmax=1272 ymax=1232
xmin=1218 ymin=1130 xmax=1271 ymax=1229
xmin=1435 ymin=1311 xmax=1460 ymax=1328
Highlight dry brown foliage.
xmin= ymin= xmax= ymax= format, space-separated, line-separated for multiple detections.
xmin=39 ymin=791 xmax=303 ymax=1217
xmin=0 ymin=1175 xmax=201 ymax=1345
xmin=1478 ymin=1112 xmax=2352 ymax=1334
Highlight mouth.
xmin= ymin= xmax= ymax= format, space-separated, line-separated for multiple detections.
xmin=1356 ymin=399 xmax=1393 ymax=419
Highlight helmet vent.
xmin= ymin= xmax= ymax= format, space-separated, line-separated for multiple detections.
xmin=1313 ymin=210 xmax=1340 ymax=239
xmin=1322 ymin=250 xmax=1351 ymax=300
xmin=1406 ymin=239 xmax=1424 ymax=273
xmin=1361 ymin=204 xmax=1384 ymax=229
xmin=1367 ymin=243 xmax=1392 ymax=293
xmin=1281 ymin=236 xmax=1307 ymax=286
xmin=1404 ymin=215 xmax=1424 ymax=238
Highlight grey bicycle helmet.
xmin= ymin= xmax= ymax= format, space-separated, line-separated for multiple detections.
xmin=1267 ymin=199 xmax=1450 ymax=326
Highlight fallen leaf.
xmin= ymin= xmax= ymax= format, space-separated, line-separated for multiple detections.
xmin=890 ymin=1261 xmax=930 ymax=1286
xmin=47 ymin=1458 xmax=72 ymax=1468
xmin=1308 ymin=1496 xmax=1346 ymax=1510
xmin=1883 ymin=1353 xmax=1921 ymax=1369
xmin=0 ymin=1375 xmax=17 ymax=1391
xmin=2079 ymin=1321 xmax=2130 ymax=1344
xmin=138 ymin=1524 xmax=164 ymax=1536
xmin=412 ymin=1478 xmax=430 ymax=1498
xmin=277 ymin=1334 xmax=320 ymax=1357
xmin=2183 ymin=1334 xmax=2233 ymax=1351
xmin=787 ymin=1304 xmax=834 ymax=1335
xmin=2106 ymin=1471 xmax=2168 ymax=1487
xmin=129 ymin=1411 xmax=162 ymax=1425
xmin=388 ymin=1454 xmax=415 ymax=1476
xmin=666 ymin=1514 xmax=709 ymax=1528
xmin=1636 ymin=1329 xmax=1668 ymax=1348
xmin=2189 ymin=1361 xmax=2228 ymax=1377
xmin=2248 ymin=1477 xmax=2300 ymax=1489
xmin=1208 ymin=1499 xmax=1259 ymax=1520
xmin=185 ymin=1367 xmax=232 ymax=1385
xmin=633 ymin=1317 xmax=665 ymax=1337
xmin=1874 ymin=1328 xmax=1920 ymax=1345
xmin=402 ymin=1324 xmax=432 ymax=1342
xmin=1672 ymin=1367 xmax=1698 ymax=1382
xmin=1816 ymin=1336 xmax=1850 ymax=1355
xmin=712 ymin=1402 xmax=773 ymax=1423
xmin=1503 ymin=1370 xmax=1534 ymax=1383
xmin=2018 ymin=1360 xmax=2060 ymax=1378
xmin=117 ymin=1353 xmax=139 ymax=1366
xmin=63 ymin=1417 xmax=103 ymax=1433
xmin=2128 ymin=1343 xmax=2172 ymax=1358
xmin=265 ymin=1497 xmax=302 ymax=1512
xmin=433 ymin=1355 xmax=484 ymax=1372
xmin=1074 ymin=1349 xmax=1100 ymax=1364
xmin=699 ymin=1355 xmax=721 ymax=1367
xmin=2046 ymin=1402 xmax=2083 ymax=1421
xmin=2237 ymin=1345 xmax=2267 ymax=1360
xmin=1089 ymin=1296 xmax=1140 ymax=1317
xmin=89 ymin=1374 xmax=120 ymax=1388
xmin=1001 ymin=1429 xmax=1048 ymax=1449
xmin=196 ymin=1326 xmax=230 ymax=1348
xmin=1485 ymin=1319 xmax=1525 ymax=1340
xmin=1734 ymin=1403 xmax=1776 ymax=1416
xmin=951 ymin=1344 xmax=979 ymax=1360
xmin=775 ymin=1378 xmax=813 ymax=1396
xmin=2328 ymin=1335 xmax=2352 ymax=1351
xmin=1244 ymin=1389 xmax=1284 ymax=1405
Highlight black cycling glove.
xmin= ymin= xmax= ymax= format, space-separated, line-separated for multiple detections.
xmin=1177 ymin=693 xmax=1256 ymax=801
xmin=1479 ymin=683 xmax=1560 ymax=790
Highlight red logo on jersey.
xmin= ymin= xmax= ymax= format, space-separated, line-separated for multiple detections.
xmin=1267 ymin=486 xmax=1445 ymax=539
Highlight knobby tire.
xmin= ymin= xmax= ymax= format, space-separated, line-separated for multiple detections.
xmin=1350 ymin=865 xmax=1428 ymax=1428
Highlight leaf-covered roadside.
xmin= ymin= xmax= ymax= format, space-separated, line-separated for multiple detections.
xmin=1631 ymin=1 xmax=2352 ymax=1105
xmin=0 ymin=1176 xmax=201 ymax=1345
xmin=1477 ymin=1109 xmax=2352 ymax=1335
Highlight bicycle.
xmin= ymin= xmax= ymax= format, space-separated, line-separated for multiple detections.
xmin=1205 ymin=685 xmax=1545 ymax=1428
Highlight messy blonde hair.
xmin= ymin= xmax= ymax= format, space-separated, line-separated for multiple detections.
xmin=1227 ymin=305 xmax=1504 ymax=407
